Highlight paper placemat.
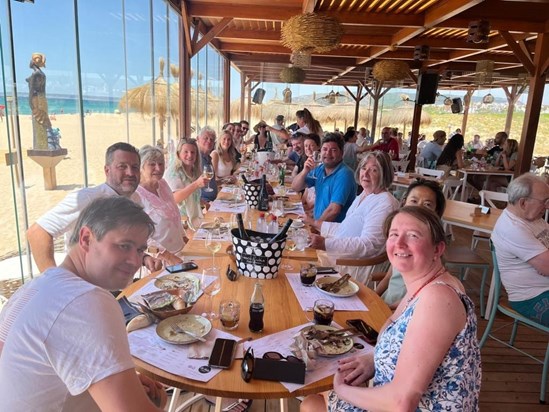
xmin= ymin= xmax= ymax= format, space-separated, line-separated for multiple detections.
xmin=244 ymin=322 xmax=373 ymax=392
xmin=128 ymin=326 xmax=239 ymax=382
xmin=209 ymin=199 xmax=247 ymax=213
xmin=192 ymin=228 xmax=232 ymax=242
xmin=286 ymin=272 xmax=368 ymax=312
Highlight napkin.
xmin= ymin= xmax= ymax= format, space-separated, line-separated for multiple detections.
xmin=289 ymin=330 xmax=321 ymax=371
xmin=187 ymin=339 xmax=215 ymax=359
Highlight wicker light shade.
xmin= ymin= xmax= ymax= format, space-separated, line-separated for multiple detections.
xmin=291 ymin=50 xmax=312 ymax=68
xmin=482 ymin=93 xmax=494 ymax=104
xmin=281 ymin=13 xmax=343 ymax=53
xmin=444 ymin=97 xmax=453 ymax=106
xmin=476 ymin=60 xmax=494 ymax=85
xmin=372 ymin=60 xmax=410 ymax=82
xmin=280 ymin=67 xmax=306 ymax=83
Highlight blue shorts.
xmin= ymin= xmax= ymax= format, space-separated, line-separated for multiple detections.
xmin=510 ymin=290 xmax=549 ymax=327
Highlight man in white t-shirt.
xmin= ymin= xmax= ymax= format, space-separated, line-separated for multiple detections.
xmin=491 ymin=173 xmax=549 ymax=326
xmin=0 ymin=197 xmax=166 ymax=411
xmin=27 ymin=142 xmax=162 ymax=273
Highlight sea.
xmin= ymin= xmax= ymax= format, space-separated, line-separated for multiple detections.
xmin=0 ymin=94 xmax=119 ymax=115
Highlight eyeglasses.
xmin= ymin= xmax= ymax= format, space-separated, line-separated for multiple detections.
xmin=242 ymin=127 xmax=249 ymax=131
xmin=262 ymin=351 xmax=303 ymax=363
xmin=241 ymin=347 xmax=254 ymax=382
xmin=526 ymin=197 xmax=549 ymax=207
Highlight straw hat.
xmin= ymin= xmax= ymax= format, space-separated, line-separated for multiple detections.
xmin=253 ymin=120 xmax=268 ymax=133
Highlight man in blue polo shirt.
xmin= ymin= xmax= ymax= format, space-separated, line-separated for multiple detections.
xmin=292 ymin=133 xmax=356 ymax=223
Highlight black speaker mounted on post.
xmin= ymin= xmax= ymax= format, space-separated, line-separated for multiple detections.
xmin=451 ymin=98 xmax=463 ymax=114
xmin=252 ymin=88 xmax=266 ymax=105
xmin=416 ymin=72 xmax=439 ymax=105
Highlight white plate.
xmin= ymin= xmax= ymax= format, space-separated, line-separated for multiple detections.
xmin=155 ymin=273 xmax=199 ymax=292
xmin=314 ymin=276 xmax=359 ymax=298
xmin=291 ymin=220 xmax=304 ymax=228
xmin=156 ymin=314 xmax=212 ymax=344
xmin=300 ymin=325 xmax=354 ymax=357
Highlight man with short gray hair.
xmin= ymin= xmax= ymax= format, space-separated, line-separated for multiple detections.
xmin=491 ymin=173 xmax=549 ymax=326
xmin=1 ymin=197 xmax=166 ymax=411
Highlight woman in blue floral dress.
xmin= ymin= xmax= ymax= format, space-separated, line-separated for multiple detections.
xmin=301 ymin=206 xmax=481 ymax=411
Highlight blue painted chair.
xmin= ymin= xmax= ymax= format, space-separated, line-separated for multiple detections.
xmin=480 ymin=241 xmax=549 ymax=404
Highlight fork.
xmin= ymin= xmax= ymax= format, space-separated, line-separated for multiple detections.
xmin=171 ymin=324 xmax=207 ymax=342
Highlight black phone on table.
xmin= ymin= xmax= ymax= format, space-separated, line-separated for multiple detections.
xmin=209 ymin=338 xmax=238 ymax=369
xmin=346 ymin=318 xmax=379 ymax=345
xmin=165 ymin=261 xmax=198 ymax=273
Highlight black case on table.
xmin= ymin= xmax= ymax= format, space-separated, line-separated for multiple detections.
xmin=252 ymin=358 xmax=306 ymax=384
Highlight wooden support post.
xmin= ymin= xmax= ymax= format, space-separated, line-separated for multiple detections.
xmin=408 ymin=103 xmax=422 ymax=172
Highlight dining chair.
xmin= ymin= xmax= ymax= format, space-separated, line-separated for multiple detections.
xmin=415 ymin=166 xmax=445 ymax=179
xmin=471 ymin=190 xmax=508 ymax=250
xmin=391 ymin=159 xmax=410 ymax=173
xmin=335 ymin=252 xmax=390 ymax=288
xmin=480 ymin=241 xmax=549 ymax=404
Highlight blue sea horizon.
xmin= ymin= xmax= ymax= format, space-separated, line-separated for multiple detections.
xmin=0 ymin=94 xmax=119 ymax=116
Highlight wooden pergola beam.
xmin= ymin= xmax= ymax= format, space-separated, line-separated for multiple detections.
xmin=498 ymin=30 xmax=535 ymax=76
xmin=191 ymin=17 xmax=233 ymax=57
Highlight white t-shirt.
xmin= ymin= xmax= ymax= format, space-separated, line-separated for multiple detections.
xmin=491 ymin=208 xmax=549 ymax=301
xmin=0 ymin=267 xmax=134 ymax=411
xmin=37 ymin=183 xmax=142 ymax=248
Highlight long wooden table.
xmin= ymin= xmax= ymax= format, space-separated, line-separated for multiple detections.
xmin=122 ymin=256 xmax=391 ymax=410
xmin=457 ymin=167 xmax=514 ymax=201
xmin=183 ymin=186 xmax=318 ymax=261
xmin=442 ymin=199 xmax=502 ymax=234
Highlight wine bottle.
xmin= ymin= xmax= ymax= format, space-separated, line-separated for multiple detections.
xmin=241 ymin=173 xmax=249 ymax=184
xmin=258 ymin=174 xmax=269 ymax=211
xmin=267 ymin=218 xmax=293 ymax=245
xmin=249 ymin=282 xmax=264 ymax=333
xmin=236 ymin=213 xmax=250 ymax=240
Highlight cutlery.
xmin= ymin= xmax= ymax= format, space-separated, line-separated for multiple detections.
xmin=322 ymin=274 xmax=351 ymax=293
xmin=171 ymin=324 xmax=206 ymax=342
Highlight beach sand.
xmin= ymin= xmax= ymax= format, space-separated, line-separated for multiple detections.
xmin=0 ymin=112 xmax=164 ymax=259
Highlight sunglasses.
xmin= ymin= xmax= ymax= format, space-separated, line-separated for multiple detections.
xmin=241 ymin=347 xmax=254 ymax=382
xmin=242 ymin=127 xmax=249 ymax=131
xmin=262 ymin=351 xmax=303 ymax=363
xmin=226 ymin=264 xmax=238 ymax=281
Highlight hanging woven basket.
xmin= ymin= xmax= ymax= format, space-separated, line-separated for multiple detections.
xmin=482 ymin=93 xmax=494 ymax=104
xmin=372 ymin=60 xmax=410 ymax=82
xmin=444 ymin=97 xmax=453 ymax=106
xmin=280 ymin=67 xmax=306 ymax=83
xmin=281 ymin=13 xmax=343 ymax=53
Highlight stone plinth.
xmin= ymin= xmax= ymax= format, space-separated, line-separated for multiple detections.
xmin=27 ymin=148 xmax=68 ymax=190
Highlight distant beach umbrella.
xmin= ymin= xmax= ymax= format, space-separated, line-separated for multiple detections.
xmin=119 ymin=58 xmax=178 ymax=145
xmin=381 ymin=103 xmax=431 ymax=129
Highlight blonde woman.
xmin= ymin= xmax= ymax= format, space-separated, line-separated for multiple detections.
xmin=165 ymin=138 xmax=210 ymax=230
xmin=210 ymin=130 xmax=240 ymax=182
xmin=487 ymin=138 xmax=519 ymax=191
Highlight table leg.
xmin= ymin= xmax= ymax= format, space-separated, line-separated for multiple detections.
xmin=214 ymin=396 xmax=223 ymax=412
xmin=280 ymin=398 xmax=288 ymax=412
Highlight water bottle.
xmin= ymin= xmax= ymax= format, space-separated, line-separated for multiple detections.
xmin=257 ymin=213 xmax=267 ymax=233
xmin=267 ymin=215 xmax=278 ymax=234
xmin=249 ymin=282 xmax=265 ymax=333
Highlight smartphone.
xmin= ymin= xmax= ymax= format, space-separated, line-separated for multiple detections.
xmin=165 ymin=261 xmax=198 ymax=273
xmin=209 ymin=338 xmax=238 ymax=369
xmin=346 ymin=318 xmax=379 ymax=345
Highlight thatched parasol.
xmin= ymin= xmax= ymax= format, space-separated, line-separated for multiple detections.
xmin=119 ymin=58 xmax=178 ymax=145
xmin=380 ymin=103 xmax=431 ymax=135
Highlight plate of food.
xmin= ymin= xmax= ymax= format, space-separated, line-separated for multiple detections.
xmin=314 ymin=276 xmax=359 ymax=298
xmin=155 ymin=273 xmax=199 ymax=293
xmin=300 ymin=324 xmax=354 ymax=357
xmin=284 ymin=201 xmax=301 ymax=211
xmin=156 ymin=314 xmax=212 ymax=344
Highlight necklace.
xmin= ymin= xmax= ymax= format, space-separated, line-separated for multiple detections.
xmin=404 ymin=266 xmax=447 ymax=307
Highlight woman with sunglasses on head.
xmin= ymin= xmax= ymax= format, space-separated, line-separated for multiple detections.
xmin=165 ymin=138 xmax=210 ymax=231
xmin=302 ymin=207 xmax=481 ymax=412
xmin=245 ymin=120 xmax=273 ymax=151
xmin=375 ymin=179 xmax=446 ymax=309
xmin=210 ymin=130 xmax=240 ymax=184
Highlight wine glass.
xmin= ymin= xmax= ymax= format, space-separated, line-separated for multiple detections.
xmin=205 ymin=228 xmax=222 ymax=269
xmin=201 ymin=267 xmax=221 ymax=319
xmin=281 ymin=227 xmax=296 ymax=270
xmin=271 ymin=199 xmax=285 ymax=219
xmin=203 ymin=164 xmax=214 ymax=192
xmin=310 ymin=151 xmax=321 ymax=180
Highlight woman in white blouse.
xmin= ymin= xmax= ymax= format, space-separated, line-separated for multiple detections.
xmin=210 ymin=130 xmax=239 ymax=182
xmin=137 ymin=145 xmax=186 ymax=264
xmin=307 ymin=151 xmax=399 ymax=284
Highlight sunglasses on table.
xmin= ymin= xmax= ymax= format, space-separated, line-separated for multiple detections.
xmin=241 ymin=347 xmax=254 ymax=382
